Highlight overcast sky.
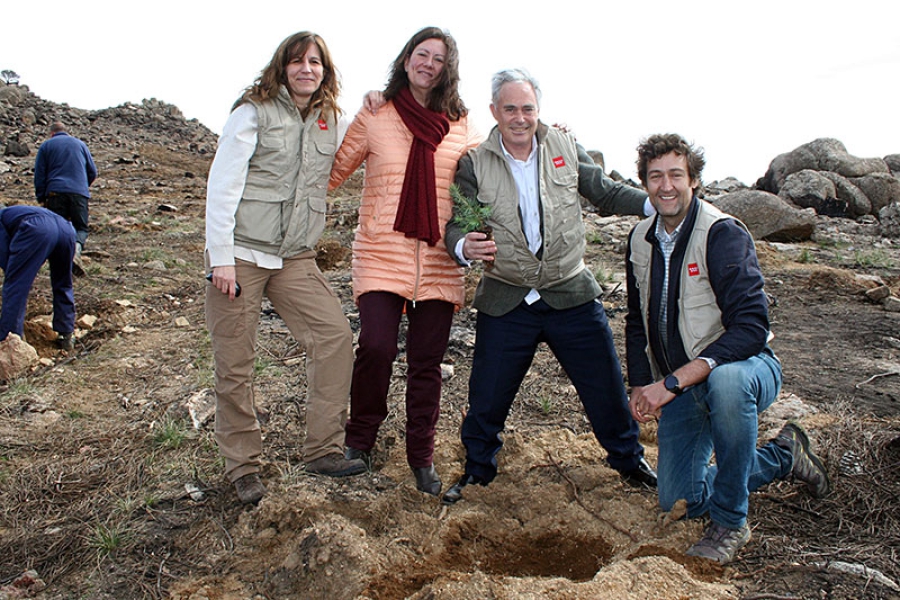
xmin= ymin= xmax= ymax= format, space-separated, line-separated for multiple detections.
xmin=4 ymin=1 xmax=898 ymax=184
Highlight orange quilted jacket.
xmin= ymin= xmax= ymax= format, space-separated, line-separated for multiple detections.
xmin=330 ymin=101 xmax=482 ymax=307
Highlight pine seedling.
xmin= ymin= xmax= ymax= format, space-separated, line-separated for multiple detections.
xmin=450 ymin=183 xmax=493 ymax=237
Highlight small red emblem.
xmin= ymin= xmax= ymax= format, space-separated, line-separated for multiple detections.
xmin=552 ymin=156 xmax=566 ymax=168
xmin=317 ymin=119 xmax=328 ymax=130
xmin=688 ymin=263 xmax=700 ymax=277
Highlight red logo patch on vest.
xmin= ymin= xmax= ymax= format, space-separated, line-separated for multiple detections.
xmin=317 ymin=119 xmax=328 ymax=130
xmin=688 ymin=263 xmax=700 ymax=277
xmin=552 ymin=156 xmax=566 ymax=168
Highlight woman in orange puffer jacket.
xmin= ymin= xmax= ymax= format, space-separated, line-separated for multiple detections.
xmin=329 ymin=26 xmax=482 ymax=497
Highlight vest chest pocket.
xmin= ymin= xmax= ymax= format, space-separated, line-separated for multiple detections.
xmin=309 ymin=139 xmax=337 ymax=181
xmin=257 ymin=128 xmax=287 ymax=150
xmin=545 ymin=159 xmax=578 ymax=206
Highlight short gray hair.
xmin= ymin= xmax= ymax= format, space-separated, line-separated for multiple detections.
xmin=491 ymin=68 xmax=541 ymax=106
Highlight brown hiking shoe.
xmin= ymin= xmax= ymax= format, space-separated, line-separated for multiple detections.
xmin=306 ymin=453 xmax=366 ymax=477
xmin=774 ymin=422 xmax=832 ymax=498
xmin=233 ymin=473 xmax=266 ymax=504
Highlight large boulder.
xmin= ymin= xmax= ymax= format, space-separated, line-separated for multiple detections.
xmin=713 ymin=189 xmax=816 ymax=242
xmin=759 ymin=138 xmax=889 ymax=194
xmin=779 ymin=169 xmax=840 ymax=215
xmin=820 ymin=172 xmax=872 ymax=217
xmin=884 ymin=154 xmax=900 ymax=175
xmin=850 ymin=172 xmax=900 ymax=214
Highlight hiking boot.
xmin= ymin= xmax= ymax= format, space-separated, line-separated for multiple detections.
xmin=56 ymin=333 xmax=75 ymax=351
xmin=686 ymin=521 xmax=751 ymax=564
xmin=774 ymin=422 xmax=832 ymax=498
xmin=306 ymin=452 xmax=366 ymax=477
xmin=344 ymin=446 xmax=372 ymax=470
xmin=72 ymin=243 xmax=86 ymax=277
xmin=233 ymin=473 xmax=266 ymax=505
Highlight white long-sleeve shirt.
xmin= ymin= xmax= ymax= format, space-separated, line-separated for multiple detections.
xmin=205 ymin=103 xmax=349 ymax=270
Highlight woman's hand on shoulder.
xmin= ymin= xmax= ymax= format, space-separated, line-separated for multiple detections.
xmin=363 ymin=90 xmax=386 ymax=115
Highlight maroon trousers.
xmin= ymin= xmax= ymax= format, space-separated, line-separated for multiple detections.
xmin=345 ymin=291 xmax=454 ymax=468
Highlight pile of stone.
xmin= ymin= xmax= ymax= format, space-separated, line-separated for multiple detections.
xmin=0 ymin=84 xmax=218 ymax=158
xmin=702 ymin=138 xmax=900 ymax=242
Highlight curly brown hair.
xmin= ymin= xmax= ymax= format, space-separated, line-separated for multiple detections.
xmin=636 ymin=133 xmax=705 ymax=188
xmin=383 ymin=26 xmax=467 ymax=121
xmin=234 ymin=31 xmax=341 ymax=121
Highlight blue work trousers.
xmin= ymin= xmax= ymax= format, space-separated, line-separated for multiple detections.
xmin=0 ymin=211 xmax=76 ymax=340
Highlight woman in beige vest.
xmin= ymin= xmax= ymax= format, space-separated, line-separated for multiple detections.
xmin=205 ymin=31 xmax=365 ymax=505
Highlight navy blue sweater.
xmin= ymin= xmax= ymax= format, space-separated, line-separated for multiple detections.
xmin=34 ymin=132 xmax=97 ymax=199
xmin=624 ymin=198 xmax=771 ymax=387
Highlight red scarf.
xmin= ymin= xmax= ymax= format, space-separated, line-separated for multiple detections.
xmin=392 ymin=86 xmax=450 ymax=246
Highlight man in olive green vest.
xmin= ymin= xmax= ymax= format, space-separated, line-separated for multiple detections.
xmin=441 ymin=68 xmax=657 ymax=505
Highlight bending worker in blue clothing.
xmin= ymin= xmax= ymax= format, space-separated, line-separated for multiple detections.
xmin=0 ymin=205 xmax=77 ymax=350
xmin=624 ymin=133 xmax=831 ymax=564
xmin=34 ymin=122 xmax=97 ymax=276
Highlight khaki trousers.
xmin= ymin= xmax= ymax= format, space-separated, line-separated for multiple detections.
xmin=205 ymin=253 xmax=352 ymax=481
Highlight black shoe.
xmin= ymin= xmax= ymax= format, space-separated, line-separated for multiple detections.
xmin=620 ymin=458 xmax=658 ymax=489
xmin=412 ymin=465 xmax=442 ymax=496
xmin=233 ymin=473 xmax=266 ymax=505
xmin=56 ymin=333 xmax=75 ymax=351
xmin=441 ymin=473 xmax=484 ymax=505
xmin=344 ymin=446 xmax=372 ymax=470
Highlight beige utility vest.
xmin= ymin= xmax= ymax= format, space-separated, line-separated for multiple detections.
xmin=473 ymin=127 xmax=586 ymax=290
xmin=233 ymin=87 xmax=337 ymax=257
xmin=629 ymin=201 xmax=742 ymax=379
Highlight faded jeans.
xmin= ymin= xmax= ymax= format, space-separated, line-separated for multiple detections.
xmin=657 ymin=349 xmax=792 ymax=529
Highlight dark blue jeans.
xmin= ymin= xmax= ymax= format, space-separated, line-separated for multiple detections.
xmin=461 ymin=298 xmax=643 ymax=483
xmin=657 ymin=350 xmax=790 ymax=529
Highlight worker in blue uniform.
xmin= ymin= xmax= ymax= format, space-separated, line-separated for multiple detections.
xmin=0 ymin=205 xmax=76 ymax=348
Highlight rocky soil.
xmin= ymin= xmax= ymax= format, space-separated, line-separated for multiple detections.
xmin=0 ymin=86 xmax=898 ymax=599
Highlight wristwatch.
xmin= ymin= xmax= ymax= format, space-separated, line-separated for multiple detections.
xmin=664 ymin=374 xmax=683 ymax=395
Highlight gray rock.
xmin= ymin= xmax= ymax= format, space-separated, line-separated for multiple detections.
xmin=779 ymin=169 xmax=839 ymax=215
xmin=883 ymin=296 xmax=900 ymax=312
xmin=884 ymin=154 xmax=900 ymax=175
xmin=706 ymin=177 xmax=747 ymax=193
xmin=850 ymin=172 xmax=900 ymax=214
xmin=878 ymin=203 xmax=900 ymax=238
xmin=760 ymin=138 xmax=889 ymax=194
xmin=713 ymin=189 xmax=817 ymax=241
xmin=820 ymin=172 xmax=872 ymax=217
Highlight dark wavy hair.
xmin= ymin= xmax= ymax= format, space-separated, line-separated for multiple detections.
xmin=235 ymin=31 xmax=341 ymax=121
xmin=383 ymin=26 xmax=467 ymax=121
xmin=636 ymin=133 xmax=705 ymax=187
